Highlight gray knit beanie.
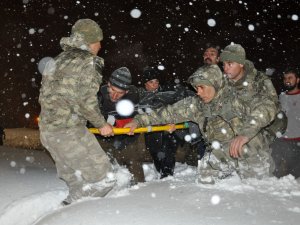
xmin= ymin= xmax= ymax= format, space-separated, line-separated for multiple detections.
xmin=109 ymin=67 xmax=132 ymax=90
xmin=220 ymin=44 xmax=246 ymax=65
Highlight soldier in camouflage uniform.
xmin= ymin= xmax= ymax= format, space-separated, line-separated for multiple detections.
xmin=125 ymin=64 xmax=279 ymax=184
xmin=220 ymin=43 xmax=286 ymax=174
xmin=39 ymin=19 xmax=116 ymax=205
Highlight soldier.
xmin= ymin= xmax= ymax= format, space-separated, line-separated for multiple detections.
xmin=219 ymin=43 xmax=286 ymax=173
xmin=39 ymin=19 xmax=116 ymax=205
xmin=125 ymin=65 xmax=279 ymax=184
xmin=189 ymin=46 xmax=221 ymax=160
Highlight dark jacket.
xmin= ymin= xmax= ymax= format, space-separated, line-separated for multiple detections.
xmin=98 ymin=84 xmax=140 ymax=123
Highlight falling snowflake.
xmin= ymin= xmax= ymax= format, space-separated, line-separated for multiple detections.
xmin=130 ymin=9 xmax=142 ymax=18
xmin=116 ymin=99 xmax=134 ymax=116
xmin=211 ymin=141 xmax=221 ymax=150
xmin=207 ymin=18 xmax=216 ymax=27
xmin=248 ymin=24 xmax=255 ymax=31
xmin=184 ymin=135 xmax=192 ymax=142
xmin=211 ymin=195 xmax=221 ymax=205
xmin=291 ymin=14 xmax=299 ymax=21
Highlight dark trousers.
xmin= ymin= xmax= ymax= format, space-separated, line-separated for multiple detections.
xmin=145 ymin=132 xmax=179 ymax=178
xmin=0 ymin=127 xmax=4 ymax=146
xmin=271 ymin=138 xmax=300 ymax=179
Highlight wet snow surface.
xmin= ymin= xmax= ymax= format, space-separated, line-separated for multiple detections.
xmin=0 ymin=146 xmax=299 ymax=225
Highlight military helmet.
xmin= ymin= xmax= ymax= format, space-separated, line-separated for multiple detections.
xmin=71 ymin=19 xmax=103 ymax=44
xmin=188 ymin=64 xmax=224 ymax=92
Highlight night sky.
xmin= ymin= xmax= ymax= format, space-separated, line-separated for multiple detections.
xmin=0 ymin=0 xmax=299 ymax=128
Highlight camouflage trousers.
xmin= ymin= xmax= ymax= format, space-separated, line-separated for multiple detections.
xmin=198 ymin=134 xmax=274 ymax=184
xmin=40 ymin=126 xmax=115 ymax=203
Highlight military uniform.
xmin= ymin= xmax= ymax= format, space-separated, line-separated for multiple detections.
xmin=39 ymin=19 xmax=115 ymax=204
xmin=220 ymin=44 xmax=286 ymax=175
xmin=132 ymin=65 xmax=279 ymax=183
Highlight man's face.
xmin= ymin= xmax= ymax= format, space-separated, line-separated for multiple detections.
xmin=223 ymin=61 xmax=244 ymax=82
xmin=108 ymin=83 xmax=128 ymax=102
xmin=203 ymin=48 xmax=219 ymax=65
xmin=145 ymin=79 xmax=159 ymax=91
xmin=89 ymin=41 xmax=101 ymax=55
xmin=283 ymin=72 xmax=300 ymax=91
xmin=195 ymin=84 xmax=216 ymax=103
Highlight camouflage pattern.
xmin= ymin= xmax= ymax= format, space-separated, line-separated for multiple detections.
xmin=188 ymin=64 xmax=224 ymax=92
xmin=220 ymin=43 xmax=246 ymax=65
xmin=39 ymin=28 xmax=114 ymax=202
xmin=72 ymin=18 xmax=103 ymax=43
xmin=225 ymin=60 xmax=282 ymax=141
xmin=133 ymin=64 xmax=279 ymax=182
xmin=40 ymin=127 xmax=115 ymax=202
xmin=39 ymin=36 xmax=106 ymax=131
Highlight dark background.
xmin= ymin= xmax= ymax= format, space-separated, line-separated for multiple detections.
xmin=0 ymin=0 xmax=299 ymax=128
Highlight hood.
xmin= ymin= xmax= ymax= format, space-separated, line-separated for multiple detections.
xmin=60 ymin=32 xmax=92 ymax=52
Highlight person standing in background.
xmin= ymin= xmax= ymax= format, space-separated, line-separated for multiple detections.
xmin=139 ymin=66 xmax=182 ymax=178
xmin=203 ymin=46 xmax=220 ymax=66
xmin=271 ymin=69 xmax=300 ymax=178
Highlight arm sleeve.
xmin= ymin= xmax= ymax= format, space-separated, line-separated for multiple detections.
xmin=134 ymin=96 xmax=202 ymax=127
xmin=77 ymin=58 xmax=107 ymax=128
xmin=237 ymin=78 xmax=279 ymax=139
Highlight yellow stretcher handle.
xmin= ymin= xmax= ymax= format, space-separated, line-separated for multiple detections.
xmin=89 ymin=123 xmax=189 ymax=135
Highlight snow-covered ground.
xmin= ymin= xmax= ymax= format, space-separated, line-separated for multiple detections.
xmin=0 ymin=145 xmax=300 ymax=225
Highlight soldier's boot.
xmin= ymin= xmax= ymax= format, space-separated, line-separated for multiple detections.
xmin=196 ymin=152 xmax=222 ymax=184
xmin=61 ymin=176 xmax=116 ymax=206
xmin=196 ymin=157 xmax=216 ymax=184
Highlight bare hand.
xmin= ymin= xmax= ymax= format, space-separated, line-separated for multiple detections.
xmin=124 ymin=120 xmax=138 ymax=135
xmin=167 ymin=124 xmax=176 ymax=133
xmin=99 ymin=123 xmax=114 ymax=137
xmin=229 ymin=135 xmax=249 ymax=158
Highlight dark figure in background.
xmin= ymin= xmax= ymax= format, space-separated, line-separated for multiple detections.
xmin=97 ymin=67 xmax=145 ymax=183
xmin=0 ymin=126 xmax=4 ymax=145
xmin=203 ymin=46 xmax=220 ymax=66
xmin=139 ymin=66 xmax=184 ymax=178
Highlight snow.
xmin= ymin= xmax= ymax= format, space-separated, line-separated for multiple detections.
xmin=130 ymin=9 xmax=142 ymax=19
xmin=0 ymin=145 xmax=300 ymax=225
xmin=207 ymin=19 xmax=216 ymax=27
xmin=116 ymin=99 xmax=134 ymax=116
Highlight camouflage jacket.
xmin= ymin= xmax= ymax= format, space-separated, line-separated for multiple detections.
xmin=134 ymin=84 xmax=278 ymax=151
xmin=39 ymin=35 xmax=106 ymax=131
xmin=225 ymin=60 xmax=285 ymax=139
xmin=226 ymin=60 xmax=278 ymax=106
